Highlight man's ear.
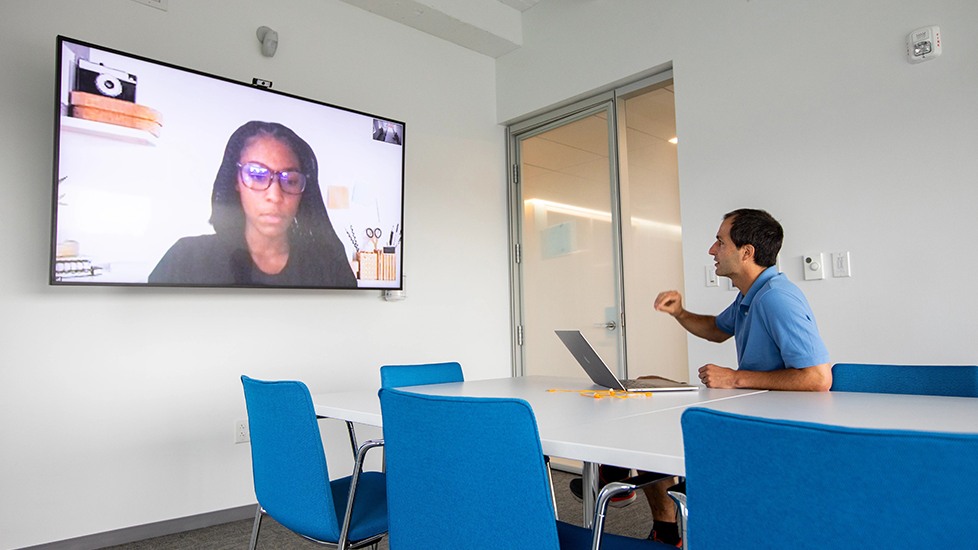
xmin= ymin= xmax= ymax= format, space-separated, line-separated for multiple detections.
xmin=741 ymin=244 xmax=755 ymax=263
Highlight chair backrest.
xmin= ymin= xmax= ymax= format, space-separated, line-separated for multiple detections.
xmin=830 ymin=363 xmax=978 ymax=397
xmin=379 ymin=361 xmax=463 ymax=388
xmin=681 ymin=406 xmax=978 ymax=548
xmin=378 ymin=387 xmax=561 ymax=549
xmin=240 ymin=375 xmax=340 ymax=542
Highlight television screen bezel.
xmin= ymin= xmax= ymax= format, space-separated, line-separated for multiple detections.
xmin=50 ymin=35 xmax=405 ymax=291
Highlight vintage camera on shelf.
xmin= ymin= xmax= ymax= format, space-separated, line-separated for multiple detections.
xmin=75 ymin=59 xmax=137 ymax=102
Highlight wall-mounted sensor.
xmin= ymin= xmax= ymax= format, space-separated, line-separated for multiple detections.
xmin=803 ymin=253 xmax=824 ymax=281
xmin=907 ymin=26 xmax=941 ymax=64
xmin=257 ymin=26 xmax=279 ymax=57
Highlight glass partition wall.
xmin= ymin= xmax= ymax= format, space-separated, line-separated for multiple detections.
xmin=507 ymin=73 xmax=688 ymax=382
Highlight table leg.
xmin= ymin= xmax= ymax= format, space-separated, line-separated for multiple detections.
xmin=582 ymin=461 xmax=599 ymax=527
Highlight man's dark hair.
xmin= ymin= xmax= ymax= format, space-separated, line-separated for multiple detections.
xmin=723 ymin=208 xmax=783 ymax=267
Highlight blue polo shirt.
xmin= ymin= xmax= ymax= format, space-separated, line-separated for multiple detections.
xmin=714 ymin=266 xmax=830 ymax=371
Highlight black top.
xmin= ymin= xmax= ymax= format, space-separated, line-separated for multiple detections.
xmin=148 ymin=234 xmax=357 ymax=288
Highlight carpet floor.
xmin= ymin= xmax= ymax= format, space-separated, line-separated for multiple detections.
xmin=101 ymin=469 xmax=655 ymax=548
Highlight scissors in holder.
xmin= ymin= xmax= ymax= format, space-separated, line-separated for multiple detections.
xmin=365 ymin=227 xmax=382 ymax=250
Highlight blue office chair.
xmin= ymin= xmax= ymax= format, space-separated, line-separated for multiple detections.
xmin=378 ymin=387 xmax=672 ymax=550
xmin=379 ymin=361 xmax=464 ymax=388
xmin=830 ymin=363 xmax=978 ymax=397
xmin=240 ymin=376 xmax=387 ymax=549
xmin=380 ymin=360 xmax=568 ymax=520
xmin=325 ymin=362 xmax=465 ymax=483
xmin=320 ymin=360 xmax=463 ymax=466
xmin=332 ymin=361 xmax=462 ymax=459
xmin=681 ymin=407 xmax=978 ymax=548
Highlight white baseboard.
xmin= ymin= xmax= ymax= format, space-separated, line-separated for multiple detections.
xmin=549 ymin=456 xmax=583 ymax=475
xmin=20 ymin=504 xmax=256 ymax=550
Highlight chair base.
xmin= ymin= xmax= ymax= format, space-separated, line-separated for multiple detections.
xmin=249 ymin=506 xmax=385 ymax=550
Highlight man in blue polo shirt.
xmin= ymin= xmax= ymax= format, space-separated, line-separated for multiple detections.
xmin=654 ymin=208 xmax=831 ymax=389
xmin=641 ymin=208 xmax=831 ymax=545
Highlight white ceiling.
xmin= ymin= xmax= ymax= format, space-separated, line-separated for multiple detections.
xmin=338 ymin=0 xmax=541 ymax=58
xmin=337 ymin=1 xmax=677 ymax=153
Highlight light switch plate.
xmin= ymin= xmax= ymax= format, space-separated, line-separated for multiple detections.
xmin=831 ymin=251 xmax=852 ymax=277
xmin=705 ymin=265 xmax=718 ymax=287
xmin=723 ymin=277 xmax=737 ymax=292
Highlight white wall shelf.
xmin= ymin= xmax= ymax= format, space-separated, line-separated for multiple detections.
xmin=60 ymin=115 xmax=158 ymax=146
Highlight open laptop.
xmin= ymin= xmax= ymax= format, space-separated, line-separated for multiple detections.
xmin=555 ymin=330 xmax=698 ymax=392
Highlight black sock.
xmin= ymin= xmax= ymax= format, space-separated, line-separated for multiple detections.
xmin=600 ymin=465 xmax=630 ymax=482
xmin=650 ymin=521 xmax=680 ymax=544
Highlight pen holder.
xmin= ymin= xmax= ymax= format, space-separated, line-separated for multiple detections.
xmin=379 ymin=247 xmax=397 ymax=281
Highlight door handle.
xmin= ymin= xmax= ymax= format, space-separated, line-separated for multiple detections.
xmin=593 ymin=321 xmax=617 ymax=331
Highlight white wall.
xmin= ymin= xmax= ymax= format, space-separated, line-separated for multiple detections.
xmin=498 ymin=0 xmax=978 ymax=377
xmin=0 ymin=1 xmax=511 ymax=548
xmin=4 ymin=0 xmax=977 ymax=547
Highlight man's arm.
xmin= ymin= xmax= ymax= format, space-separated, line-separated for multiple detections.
xmin=654 ymin=290 xmax=731 ymax=343
xmin=698 ymin=362 xmax=832 ymax=391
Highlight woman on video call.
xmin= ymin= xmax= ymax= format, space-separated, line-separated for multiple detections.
xmin=149 ymin=121 xmax=357 ymax=288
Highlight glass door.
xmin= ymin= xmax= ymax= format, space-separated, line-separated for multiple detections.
xmin=617 ymin=79 xmax=688 ymax=382
xmin=508 ymin=72 xmax=686 ymax=383
xmin=509 ymin=97 xmax=626 ymax=377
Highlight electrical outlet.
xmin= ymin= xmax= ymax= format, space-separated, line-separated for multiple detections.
xmin=235 ymin=420 xmax=249 ymax=444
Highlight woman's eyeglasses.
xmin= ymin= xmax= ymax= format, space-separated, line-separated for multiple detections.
xmin=237 ymin=162 xmax=307 ymax=195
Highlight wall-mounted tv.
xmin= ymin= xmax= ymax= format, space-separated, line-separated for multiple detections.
xmin=51 ymin=36 xmax=404 ymax=290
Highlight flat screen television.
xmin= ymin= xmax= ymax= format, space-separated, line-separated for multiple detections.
xmin=51 ymin=36 xmax=404 ymax=290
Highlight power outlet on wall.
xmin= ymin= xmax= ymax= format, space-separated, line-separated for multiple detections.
xmin=234 ymin=420 xmax=250 ymax=444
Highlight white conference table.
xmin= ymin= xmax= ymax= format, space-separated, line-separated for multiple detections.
xmin=312 ymin=375 xmax=763 ymax=431
xmin=312 ymin=375 xmax=765 ymax=525
xmin=556 ymin=388 xmax=978 ymax=481
xmin=314 ymin=375 xmax=978 ymax=525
